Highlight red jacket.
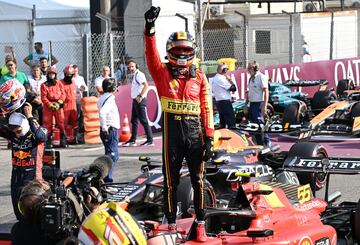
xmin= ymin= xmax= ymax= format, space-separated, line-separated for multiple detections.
xmin=145 ymin=35 xmax=214 ymax=137
xmin=40 ymin=80 xmax=66 ymax=108
xmin=60 ymin=80 xmax=77 ymax=110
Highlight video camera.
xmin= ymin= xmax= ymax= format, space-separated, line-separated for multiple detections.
xmin=39 ymin=155 xmax=112 ymax=240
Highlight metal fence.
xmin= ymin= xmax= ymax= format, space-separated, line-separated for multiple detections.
xmin=0 ymin=10 xmax=358 ymax=94
xmin=0 ymin=39 xmax=83 ymax=78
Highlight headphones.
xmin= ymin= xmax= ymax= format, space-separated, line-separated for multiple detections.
xmin=126 ymin=59 xmax=139 ymax=69
xmin=102 ymin=78 xmax=117 ymax=93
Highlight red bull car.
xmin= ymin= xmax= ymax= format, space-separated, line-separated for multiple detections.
xmin=103 ymin=128 xmax=328 ymax=221
xmin=145 ymin=155 xmax=360 ymax=245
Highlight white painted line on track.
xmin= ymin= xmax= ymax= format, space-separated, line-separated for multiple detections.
xmin=84 ymin=146 xmax=104 ymax=151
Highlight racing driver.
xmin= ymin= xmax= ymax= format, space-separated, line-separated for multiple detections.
xmin=144 ymin=6 xmax=214 ymax=242
xmin=0 ymin=102 xmax=47 ymax=220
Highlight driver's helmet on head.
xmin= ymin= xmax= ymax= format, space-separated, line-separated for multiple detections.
xmin=166 ymin=31 xmax=196 ymax=67
xmin=0 ymin=79 xmax=26 ymax=115
xmin=78 ymin=202 xmax=147 ymax=245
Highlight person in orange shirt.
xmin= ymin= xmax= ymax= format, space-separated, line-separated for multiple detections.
xmin=40 ymin=66 xmax=66 ymax=147
xmin=60 ymin=65 xmax=78 ymax=143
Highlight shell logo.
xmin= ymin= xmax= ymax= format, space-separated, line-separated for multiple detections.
xmin=169 ymin=80 xmax=179 ymax=90
xmin=299 ymin=237 xmax=313 ymax=245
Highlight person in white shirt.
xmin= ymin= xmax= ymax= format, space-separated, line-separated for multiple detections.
xmin=97 ymin=78 xmax=120 ymax=183
xmin=95 ymin=66 xmax=110 ymax=96
xmin=28 ymin=65 xmax=46 ymax=96
xmin=122 ymin=60 xmax=153 ymax=146
xmin=72 ymin=65 xmax=88 ymax=134
xmin=27 ymin=65 xmax=46 ymax=124
xmin=244 ymin=61 xmax=271 ymax=147
xmin=212 ymin=63 xmax=236 ymax=128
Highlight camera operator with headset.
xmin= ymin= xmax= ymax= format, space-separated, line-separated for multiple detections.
xmin=11 ymin=179 xmax=103 ymax=245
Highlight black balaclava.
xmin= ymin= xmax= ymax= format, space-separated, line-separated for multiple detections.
xmin=64 ymin=74 xmax=73 ymax=84
xmin=46 ymin=73 xmax=57 ymax=85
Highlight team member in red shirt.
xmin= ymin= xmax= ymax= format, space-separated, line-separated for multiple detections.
xmin=60 ymin=65 xmax=78 ymax=142
xmin=144 ymin=6 xmax=214 ymax=242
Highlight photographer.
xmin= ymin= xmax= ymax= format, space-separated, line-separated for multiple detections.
xmin=11 ymin=180 xmax=58 ymax=245
xmin=11 ymin=179 xmax=103 ymax=245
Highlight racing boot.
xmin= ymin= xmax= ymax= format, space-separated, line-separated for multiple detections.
xmin=168 ymin=223 xmax=177 ymax=233
xmin=45 ymin=138 xmax=52 ymax=149
xmin=60 ymin=133 xmax=68 ymax=148
xmin=196 ymin=221 xmax=207 ymax=242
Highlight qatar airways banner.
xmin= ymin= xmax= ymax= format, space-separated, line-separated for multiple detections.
xmin=235 ymin=57 xmax=360 ymax=99
xmin=115 ymin=57 xmax=360 ymax=135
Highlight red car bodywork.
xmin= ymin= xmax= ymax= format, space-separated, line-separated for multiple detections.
xmin=147 ymin=182 xmax=337 ymax=244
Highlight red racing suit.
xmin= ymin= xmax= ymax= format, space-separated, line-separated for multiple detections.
xmin=40 ymin=80 xmax=66 ymax=134
xmin=145 ymin=34 xmax=214 ymax=223
xmin=60 ymin=79 xmax=78 ymax=129
xmin=0 ymin=118 xmax=47 ymax=220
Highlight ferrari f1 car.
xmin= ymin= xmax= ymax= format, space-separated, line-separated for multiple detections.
xmin=145 ymin=154 xmax=360 ymax=245
xmin=282 ymin=79 xmax=360 ymax=138
xmin=103 ymin=128 xmax=329 ymax=221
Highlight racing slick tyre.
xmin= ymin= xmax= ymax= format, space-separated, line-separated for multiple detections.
xmin=350 ymin=102 xmax=360 ymax=128
xmin=311 ymin=90 xmax=336 ymax=115
xmin=177 ymin=176 xmax=216 ymax=218
xmin=288 ymin=142 xmax=328 ymax=192
xmin=336 ymin=79 xmax=355 ymax=97
xmin=352 ymin=198 xmax=360 ymax=244
xmin=265 ymin=104 xmax=275 ymax=121
xmin=282 ymin=104 xmax=301 ymax=124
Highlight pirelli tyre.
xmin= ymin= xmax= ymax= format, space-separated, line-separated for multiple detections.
xmin=176 ymin=176 xmax=216 ymax=218
xmin=282 ymin=104 xmax=301 ymax=124
xmin=337 ymin=79 xmax=355 ymax=97
xmin=265 ymin=103 xmax=275 ymax=121
xmin=352 ymin=198 xmax=360 ymax=244
xmin=351 ymin=102 xmax=360 ymax=125
xmin=311 ymin=90 xmax=337 ymax=115
xmin=288 ymin=142 xmax=328 ymax=192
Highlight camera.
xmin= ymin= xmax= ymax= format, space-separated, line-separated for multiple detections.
xmin=38 ymin=155 xmax=112 ymax=240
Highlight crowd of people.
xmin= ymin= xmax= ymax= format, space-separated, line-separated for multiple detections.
xmin=0 ymin=5 xmax=274 ymax=244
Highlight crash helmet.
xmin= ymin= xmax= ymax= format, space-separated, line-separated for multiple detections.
xmin=63 ymin=65 xmax=75 ymax=75
xmin=0 ymin=79 xmax=26 ymax=115
xmin=166 ymin=31 xmax=196 ymax=67
xmin=46 ymin=66 xmax=57 ymax=75
xmin=78 ymin=202 xmax=147 ymax=245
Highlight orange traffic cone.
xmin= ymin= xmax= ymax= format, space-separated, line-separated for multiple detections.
xmin=120 ymin=114 xmax=132 ymax=142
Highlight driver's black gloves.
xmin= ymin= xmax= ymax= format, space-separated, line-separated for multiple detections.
xmin=203 ymin=137 xmax=214 ymax=162
xmin=144 ymin=6 xmax=161 ymax=36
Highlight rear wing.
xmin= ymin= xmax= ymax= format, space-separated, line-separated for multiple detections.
xmin=237 ymin=121 xmax=304 ymax=134
xmin=283 ymin=156 xmax=360 ymax=174
xmin=284 ymin=79 xmax=328 ymax=88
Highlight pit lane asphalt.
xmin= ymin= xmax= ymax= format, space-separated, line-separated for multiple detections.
xmin=0 ymin=135 xmax=359 ymax=234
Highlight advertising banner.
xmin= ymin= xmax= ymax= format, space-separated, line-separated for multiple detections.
xmin=116 ymin=57 xmax=360 ymax=134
